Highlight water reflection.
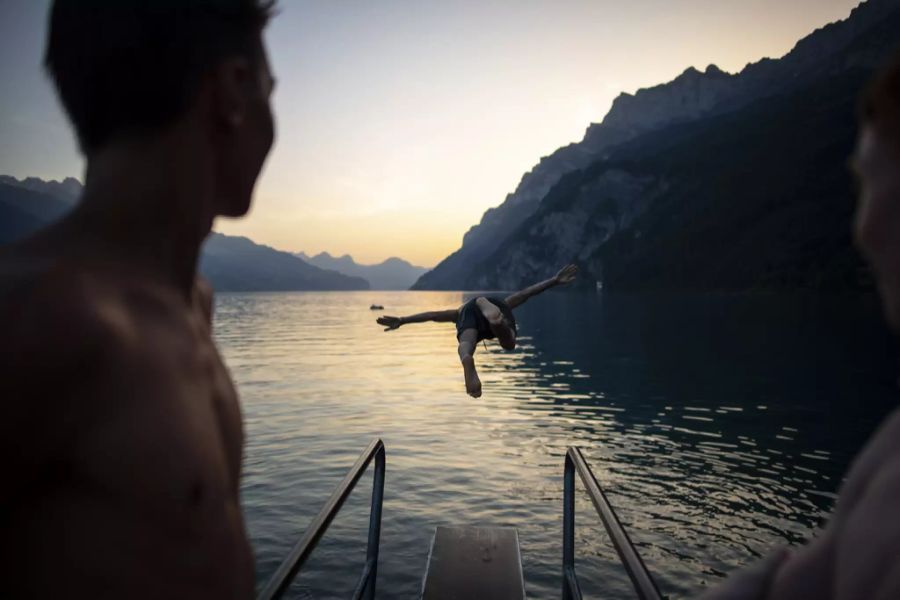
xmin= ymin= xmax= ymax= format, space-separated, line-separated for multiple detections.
xmin=215 ymin=291 xmax=896 ymax=599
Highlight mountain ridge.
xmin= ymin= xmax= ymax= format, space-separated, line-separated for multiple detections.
xmin=455 ymin=0 xmax=900 ymax=292
xmin=413 ymin=0 xmax=899 ymax=290
xmin=0 ymin=175 xmax=83 ymax=204
xmin=0 ymin=176 xmax=368 ymax=292
xmin=297 ymin=251 xmax=429 ymax=290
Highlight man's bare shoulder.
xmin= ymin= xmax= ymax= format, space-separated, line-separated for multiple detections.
xmin=2 ymin=263 xmax=141 ymax=367
xmin=0 ymin=260 xmax=186 ymax=432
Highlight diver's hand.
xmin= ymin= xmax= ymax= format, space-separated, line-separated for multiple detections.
xmin=377 ymin=316 xmax=403 ymax=331
xmin=555 ymin=264 xmax=579 ymax=285
xmin=698 ymin=548 xmax=790 ymax=600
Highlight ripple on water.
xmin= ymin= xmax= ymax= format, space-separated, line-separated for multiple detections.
xmin=216 ymin=291 xmax=896 ymax=599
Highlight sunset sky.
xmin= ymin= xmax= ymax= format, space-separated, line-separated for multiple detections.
xmin=0 ymin=0 xmax=861 ymax=266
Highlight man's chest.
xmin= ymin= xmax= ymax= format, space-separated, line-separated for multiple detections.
xmin=202 ymin=338 xmax=244 ymax=486
xmin=72 ymin=310 xmax=245 ymax=512
xmin=165 ymin=315 xmax=244 ymax=489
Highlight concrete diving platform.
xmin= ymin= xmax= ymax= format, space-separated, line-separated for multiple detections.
xmin=422 ymin=526 xmax=526 ymax=599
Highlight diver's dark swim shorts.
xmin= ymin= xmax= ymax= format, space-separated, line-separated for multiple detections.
xmin=456 ymin=297 xmax=517 ymax=342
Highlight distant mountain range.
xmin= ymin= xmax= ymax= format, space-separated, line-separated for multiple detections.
xmin=202 ymin=235 xmax=368 ymax=291
xmin=0 ymin=176 xmax=369 ymax=292
xmin=0 ymin=174 xmax=83 ymax=203
xmin=296 ymin=251 xmax=429 ymax=290
xmin=0 ymin=175 xmax=77 ymax=242
xmin=413 ymin=0 xmax=900 ymax=291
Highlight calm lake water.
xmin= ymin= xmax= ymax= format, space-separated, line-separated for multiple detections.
xmin=214 ymin=291 xmax=898 ymax=599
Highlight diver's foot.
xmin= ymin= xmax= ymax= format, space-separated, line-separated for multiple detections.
xmin=462 ymin=356 xmax=482 ymax=398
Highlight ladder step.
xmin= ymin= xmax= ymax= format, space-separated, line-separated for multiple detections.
xmin=422 ymin=526 xmax=525 ymax=600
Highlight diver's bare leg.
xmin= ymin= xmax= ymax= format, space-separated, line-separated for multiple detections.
xmin=457 ymin=328 xmax=482 ymax=398
xmin=475 ymin=296 xmax=516 ymax=350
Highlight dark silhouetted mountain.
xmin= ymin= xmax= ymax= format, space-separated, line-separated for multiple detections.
xmin=296 ymin=251 xmax=429 ymax=290
xmin=413 ymin=0 xmax=899 ymax=292
xmin=471 ymin=68 xmax=875 ymax=291
xmin=413 ymin=0 xmax=900 ymax=291
xmin=0 ymin=177 xmax=368 ymax=292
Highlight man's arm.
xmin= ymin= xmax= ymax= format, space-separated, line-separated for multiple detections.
xmin=377 ymin=309 xmax=459 ymax=331
xmin=193 ymin=276 xmax=214 ymax=327
xmin=505 ymin=264 xmax=578 ymax=309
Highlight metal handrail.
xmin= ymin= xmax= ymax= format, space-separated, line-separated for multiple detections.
xmin=563 ymin=447 xmax=663 ymax=600
xmin=258 ymin=438 xmax=386 ymax=600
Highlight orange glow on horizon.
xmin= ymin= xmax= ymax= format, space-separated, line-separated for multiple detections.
xmin=1 ymin=0 xmax=863 ymax=266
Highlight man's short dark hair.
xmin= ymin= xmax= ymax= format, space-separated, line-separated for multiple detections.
xmin=861 ymin=50 xmax=900 ymax=149
xmin=45 ymin=0 xmax=275 ymax=154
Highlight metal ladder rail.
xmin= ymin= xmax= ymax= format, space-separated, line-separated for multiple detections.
xmin=563 ymin=447 xmax=663 ymax=600
xmin=258 ymin=438 xmax=386 ymax=600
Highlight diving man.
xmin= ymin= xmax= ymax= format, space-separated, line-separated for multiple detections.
xmin=377 ymin=265 xmax=578 ymax=397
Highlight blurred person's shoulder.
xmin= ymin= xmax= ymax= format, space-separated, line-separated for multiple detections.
xmin=770 ymin=407 xmax=900 ymax=600
xmin=0 ymin=247 xmax=195 ymax=409
xmin=832 ymin=407 xmax=900 ymax=600
xmin=838 ymin=408 xmax=900 ymax=513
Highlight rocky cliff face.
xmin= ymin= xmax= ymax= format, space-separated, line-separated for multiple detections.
xmin=472 ymin=66 xmax=877 ymax=291
xmin=460 ymin=0 xmax=900 ymax=292
xmin=413 ymin=0 xmax=899 ymax=291
xmin=470 ymin=169 xmax=662 ymax=290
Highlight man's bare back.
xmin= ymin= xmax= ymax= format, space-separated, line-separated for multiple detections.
xmin=0 ymin=242 xmax=253 ymax=597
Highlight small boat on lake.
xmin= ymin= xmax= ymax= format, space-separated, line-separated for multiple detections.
xmin=370 ymin=304 xmax=385 ymax=310
xmin=257 ymin=439 xmax=663 ymax=600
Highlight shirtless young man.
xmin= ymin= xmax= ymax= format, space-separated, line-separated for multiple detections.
xmin=702 ymin=57 xmax=900 ymax=600
xmin=377 ymin=265 xmax=578 ymax=397
xmin=0 ymin=2 xmax=275 ymax=597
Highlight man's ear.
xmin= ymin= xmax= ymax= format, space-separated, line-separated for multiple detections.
xmin=213 ymin=57 xmax=253 ymax=130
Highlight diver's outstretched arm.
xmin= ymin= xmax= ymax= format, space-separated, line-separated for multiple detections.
xmin=505 ymin=264 xmax=578 ymax=309
xmin=377 ymin=309 xmax=459 ymax=331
